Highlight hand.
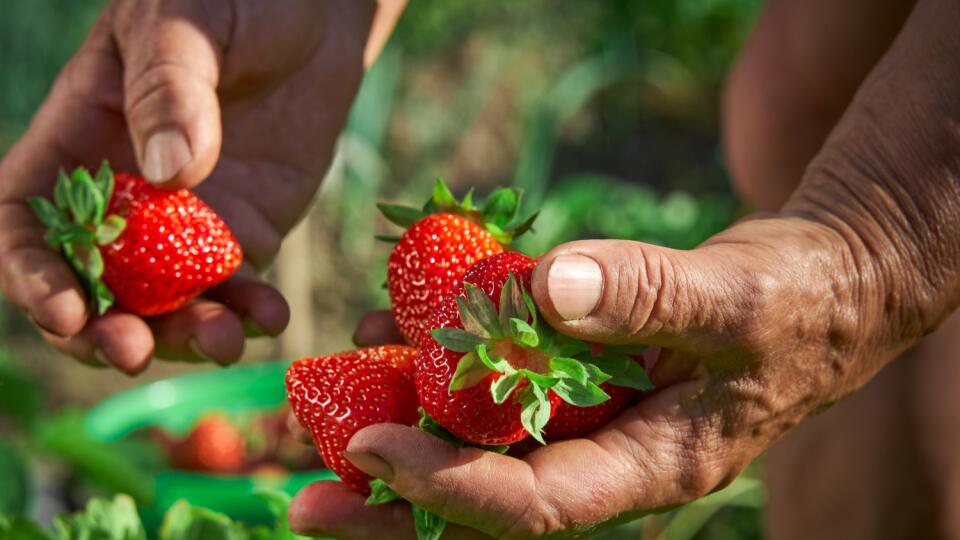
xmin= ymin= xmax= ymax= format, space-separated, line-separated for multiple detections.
xmin=287 ymin=1 xmax=960 ymax=537
xmin=0 ymin=0 xmax=400 ymax=373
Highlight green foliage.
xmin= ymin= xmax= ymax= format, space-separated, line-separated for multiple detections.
xmin=0 ymin=441 xmax=31 ymax=517
xmin=0 ymin=492 xmax=315 ymax=540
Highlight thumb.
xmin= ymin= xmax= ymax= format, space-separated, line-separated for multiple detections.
xmin=531 ymin=239 xmax=749 ymax=351
xmin=113 ymin=0 xmax=227 ymax=188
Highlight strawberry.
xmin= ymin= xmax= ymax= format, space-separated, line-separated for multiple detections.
xmin=417 ymin=252 xmax=654 ymax=445
xmin=380 ymin=180 xmax=538 ymax=347
xmin=27 ymin=162 xmax=242 ymax=316
xmin=285 ymin=345 xmax=420 ymax=494
xmin=170 ymin=414 xmax=247 ymax=474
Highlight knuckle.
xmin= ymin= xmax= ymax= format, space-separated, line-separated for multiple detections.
xmin=603 ymin=244 xmax=681 ymax=339
xmin=124 ymin=61 xmax=209 ymax=127
xmin=500 ymin=496 xmax=565 ymax=539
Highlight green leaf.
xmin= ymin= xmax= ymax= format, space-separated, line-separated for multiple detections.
xmin=95 ymin=216 xmax=127 ymax=246
xmin=366 ymin=479 xmax=401 ymax=506
xmin=490 ymin=371 xmax=522 ymax=404
xmin=412 ymin=505 xmax=446 ymax=540
xmin=448 ymin=352 xmax=492 ymax=392
xmin=461 ymin=188 xmax=476 ymax=211
xmin=374 ymin=234 xmax=401 ymax=243
xmin=35 ymin=411 xmax=154 ymax=504
xmin=481 ymin=187 xmax=520 ymax=227
xmin=476 ymin=343 xmax=510 ymax=373
xmin=0 ymin=440 xmax=31 ymax=515
xmin=252 ymin=489 xmax=311 ymax=540
xmin=498 ymin=273 xmax=528 ymax=328
xmin=431 ymin=178 xmax=457 ymax=210
xmin=503 ymin=211 xmax=540 ymax=237
xmin=519 ymin=384 xmax=551 ymax=444
xmin=484 ymin=222 xmax=512 ymax=244
xmin=69 ymin=171 xmax=104 ymax=225
xmin=54 ymin=169 xmax=72 ymax=210
xmin=159 ymin=500 xmax=247 ymax=540
xmin=93 ymin=161 xmax=114 ymax=199
xmin=549 ymin=357 xmax=588 ymax=384
xmin=54 ymin=495 xmax=147 ymax=540
xmin=584 ymin=363 xmax=613 ymax=385
xmin=548 ymin=333 xmax=591 ymax=358
xmin=27 ymin=197 xmax=65 ymax=229
xmin=93 ymin=280 xmax=115 ymax=315
xmin=462 ymin=282 xmax=503 ymax=338
xmin=75 ymin=245 xmax=105 ymax=280
xmin=0 ymin=515 xmax=55 ymax=539
xmin=431 ymin=328 xmax=486 ymax=353
xmin=583 ymin=353 xmax=654 ymax=391
xmin=518 ymin=369 xmax=557 ymax=389
xmin=455 ymin=297 xmax=489 ymax=338
xmin=377 ymin=203 xmax=425 ymax=228
xmin=46 ymin=224 xmax=95 ymax=246
xmin=522 ymin=292 xmax=538 ymax=326
xmin=509 ymin=318 xmax=539 ymax=347
xmin=551 ymin=378 xmax=610 ymax=407
xmin=418 ymin=409 xmax=464 ymax=447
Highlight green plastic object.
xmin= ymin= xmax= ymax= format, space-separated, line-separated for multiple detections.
xmin=84 ymin=361 xmax=337 ymax=531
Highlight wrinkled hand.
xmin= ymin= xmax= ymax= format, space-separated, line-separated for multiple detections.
xmin=288 ymin=1 xmax=960 ymax=537
xmin=0 ymin=0 xmax=390 ymax=373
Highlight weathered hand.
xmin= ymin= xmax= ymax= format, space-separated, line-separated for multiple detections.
xmin=288 ymin=1 xmax=960 ymax=537
xmin=0 ymin=0 xmax=401 ymax=373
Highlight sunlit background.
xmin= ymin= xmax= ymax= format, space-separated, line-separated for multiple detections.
xmin=1 ymin=1 xmax=762 ymax=538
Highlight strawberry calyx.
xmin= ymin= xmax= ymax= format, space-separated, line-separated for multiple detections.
xmin=377 ymin=179 xmax=538 ymax=245
xmin=26 ymin=162 xmax=126 ymax=315
xmin=431 ymin=273 xmax=653 ymax=443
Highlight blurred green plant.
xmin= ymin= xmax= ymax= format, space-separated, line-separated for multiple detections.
xmin=0 ymin=492 xmax=312 ymax=540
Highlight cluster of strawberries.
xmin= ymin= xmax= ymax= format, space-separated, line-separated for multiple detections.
xmin=30 ymin=165 xmax=652 ymax=540
xmin=284 ymin=181 xmax=653 ymax=499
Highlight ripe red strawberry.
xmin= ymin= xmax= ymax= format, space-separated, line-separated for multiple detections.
xmin=28 ymin=162 xmax=242 ymax=316
xmin=170 ymin=414 xmax=247 ymax=474
xmin=285 ymin=345 xmax=419 ymax=494
xmin=380 ymin=180 xmax=538 ymax=347
xmin=419 ymin=252 xmax=655 ymax=446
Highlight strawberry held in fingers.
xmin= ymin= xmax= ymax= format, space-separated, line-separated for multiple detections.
xmin=27 ymin=162 xmax=242 ymax=316
xmin=380 ymin=180 xmax=538 ymax=347
xmin=285 ymin=345 xmax=420 ymax=494
xmin=417 ymin=252 xmax=654 ymax=445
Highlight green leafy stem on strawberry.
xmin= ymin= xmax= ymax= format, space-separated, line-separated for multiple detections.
xmin=432 ymin=273 xmax=653 ymax=443
xmin=376 ymin=179 xmax=539 ymax=245
xmin=27 ymin=162 xmax=126 ymax=314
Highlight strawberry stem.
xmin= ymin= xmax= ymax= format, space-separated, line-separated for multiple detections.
xmin=377 ymin=179 xmax=539 ymax=244
xmin=431 ymin=273 xmax=655 ymax=442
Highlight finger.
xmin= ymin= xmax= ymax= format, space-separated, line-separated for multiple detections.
xmin=149 ymin=300 xmax=246 ymax=365
xmin=346 ymin=384 xmax=748 ymax=537
xmin=343 ymin=424 xmax=551 ymax=537
xmin=353 ymin=310 xmax=406 ymax=346
xmin=204 ymin=267 xmax=290 ymax=337
xmin=288 ymin=481 xmax=488 ymax=540
xmin=112 ymin=0 xmax=231 ymax=188
xmin=43 ymin=311 xmax=155 ymax=375
xmin=530 ymin=240 xmax=747 ymax=352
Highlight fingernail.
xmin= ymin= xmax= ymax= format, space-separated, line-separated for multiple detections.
xmin=547 ymin=254 xmax=603 ymax=320
xmin=343 ymin=450 xmax=394 ymax=482
xmin=143 ymin=129 xmax=192 ymax=183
